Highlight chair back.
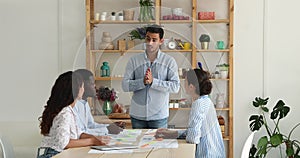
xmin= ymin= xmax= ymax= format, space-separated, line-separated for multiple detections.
xmin=241 ymin=131 xmax=256 ymax=158
xmin=0 ymin=134 xmax=15 ymax=158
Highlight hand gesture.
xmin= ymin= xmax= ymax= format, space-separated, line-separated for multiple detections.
xmin=144 ymin=68 xmax=153 ymax=85
xmin=107 ymin=122 xmax=124 ymax=134
xmin=155 ymin=128 xmax=178 ymax=139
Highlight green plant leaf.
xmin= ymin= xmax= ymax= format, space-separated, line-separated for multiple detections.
xmin=261 ymin=107 xmax=269 ymax=112
xmin=286 ymin=142 xmax=294 ymax=156
xmin=270 ymin=100 xmax=290 ymax=120
xmin=270 ymin=134 xmax=283 ymax=147
xmin=253 ymin=97 xmax=269 ymax=107
xmin=249 ymin=115 xmax=264 ymax=131
xmin=257 ymin=136 xmax=268 ymax=156
xmin=249 ymin=144 xmax=258 ymax=158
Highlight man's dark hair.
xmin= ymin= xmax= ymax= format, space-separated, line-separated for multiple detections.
xmin=74 ymin=69 xmax=93 ymax=81
xmin=146 ymin=24 xmax=164 ymax=39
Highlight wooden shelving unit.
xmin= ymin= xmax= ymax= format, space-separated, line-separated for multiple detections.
xmin=86 ymin=0 xmax=233 ymax=157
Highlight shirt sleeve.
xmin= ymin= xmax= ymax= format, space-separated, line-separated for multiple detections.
xmin=86 ymin=104 xmax=109 ymax=134
xmin=185 ymin=101 xmax=208 ymax=144
xmin=55 ymin=110 xmax=73 ymax=150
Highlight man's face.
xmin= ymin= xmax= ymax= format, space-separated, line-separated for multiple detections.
xmin=145 ymin=32 xmax=163 ymax=54
xmin=84 ymin=76 xmax=96 ymax=98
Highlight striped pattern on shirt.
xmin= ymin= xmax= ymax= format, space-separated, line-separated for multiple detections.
xmin=178 ymin=95 xmax=225 ymax=158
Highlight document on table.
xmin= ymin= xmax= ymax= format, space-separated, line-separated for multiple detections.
xmin=139 ymin=135 xmax=179 ymax=149
xmin=91 ymin=144 xmax=139 ymax=151
xmin=108 ymin=129 xmax=142 ymax=145
xmin=88 ymin=129 xmax=142 ymax=154
xmin=88 ymin=149 xmax=133 ymax=154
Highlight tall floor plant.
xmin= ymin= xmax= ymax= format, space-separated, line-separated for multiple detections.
xmin=249 ymin=97 xmax=300 ymax=158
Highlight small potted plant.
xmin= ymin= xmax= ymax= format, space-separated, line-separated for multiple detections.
xmin=129 ymin=26 xmax=147 ymax=49
xmin=97 ymin=86 xmax=118 ymax=115
xmin=216 ymin=63 xmax=229 ymax=79
xmin=111 ymin=12 xmax=116 ymax=20
xmin=199 ymin=34 xmax=210 ymax=49
xmin=129 ymin=26 xmax=146 ymax=40
xmin=216 ymin=63 xmax=229 ymax=71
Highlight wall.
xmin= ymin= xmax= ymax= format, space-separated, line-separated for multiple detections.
xmin=0 ymin=0 xmax=59 ymax=157
xmin=1 ymin=0 xmax=300 ymax=158
xmin=235 ymin=0 xmax=300 ymax=157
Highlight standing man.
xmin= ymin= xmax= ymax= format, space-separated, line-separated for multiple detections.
xmin=122 ymin=24 xmax=180 ymax=129
xmin=74 ymin=69 xmax=124 ymax=135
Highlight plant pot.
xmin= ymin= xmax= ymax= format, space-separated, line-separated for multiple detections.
xmin=201 ymin=42 xmax=209 ymax=49
xmin=123 ymin=10 xmax=135 ymax=20
xmin=220 ymin=70 xmax=228 ymax=79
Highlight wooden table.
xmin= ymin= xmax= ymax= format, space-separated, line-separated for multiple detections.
xmin=93 ymin=115 xmax=132 ymax=128
xmin=53 ymin=130 xmax=195 ymax=158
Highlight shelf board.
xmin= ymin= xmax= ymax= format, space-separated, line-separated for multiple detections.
xmin=91 ymin=49 xmax=194 ymax=53
xmin=162 ymin=49 xmax=192 ymax=52
xmin=95 ymin=77 xmax=228 ymax=81
xmin=222 ymin=135 xmax=230 ymax=140
xmin=90 ymin=19 xmax=229 ymax=24
xmin=160 ymin=20 xmax=192 ymax=24
xmin=95 ymin=77 xmax=123 ymax=81
xmin=90 ymin=20 xmax=156 ymax=24
xmin=196 ymin=49 xmax=229 ymax=52
xmin=210 ymin=78 xmax=230 ymax=81
xmin=169 ymin=107 xmax=229 ymax=111
xmin=216 ymin=107 xmax=230 ymax=111
xmin=195 ymin=19 xmax=230 ymax=23
xmin=169 ymin=108 xmax=190 ymax=110
xmin=91 ymin=50 xmax=144 ymax=53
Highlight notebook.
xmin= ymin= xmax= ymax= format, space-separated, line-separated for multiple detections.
xmin=91 ymin=144 xmax=139 ymax=151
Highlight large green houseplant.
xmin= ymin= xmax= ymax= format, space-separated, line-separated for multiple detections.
xmin=249 ymin=97 xmax=300 ymax=158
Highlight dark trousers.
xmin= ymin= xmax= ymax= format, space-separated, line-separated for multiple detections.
xmin=131 ymin=117 xmax=168 ymax=129
xmin=37 ymin=147 xmax=60 ymax=158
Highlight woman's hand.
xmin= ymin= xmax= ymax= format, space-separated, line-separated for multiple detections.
xmin=94 ymin=136 xmax=111 ymax=145
xmin=155 ymin=128 xmax=178 ymax=139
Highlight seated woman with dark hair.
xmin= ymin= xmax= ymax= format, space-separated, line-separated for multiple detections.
xmin=155 ymin=68 xmax=225 ymax=158
xmin=37 ymin=71 xmax=110 ymax=158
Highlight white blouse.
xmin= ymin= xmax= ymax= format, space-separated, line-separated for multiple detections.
xmin=40 ymin=105 xmax=82 ymax=152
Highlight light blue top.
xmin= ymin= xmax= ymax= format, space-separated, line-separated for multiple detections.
xmin=122 ymin=50 xmax=180 ymax=120
xmin=178 ymin=95 xmax=225 ymax=158
xmin=73 ymin=100 xmax=109 ymax=136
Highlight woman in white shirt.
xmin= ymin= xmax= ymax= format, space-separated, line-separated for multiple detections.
xmin=37 ymin=71 xmax=110 ymax=158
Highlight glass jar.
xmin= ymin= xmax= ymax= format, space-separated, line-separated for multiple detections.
xmin=102 ymin=100 xmax=112 ymax=115
xmin=215 ymin=93 xmax=225 ymax=108
xmin=101 ymin=62 xmax=110 ymax=77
